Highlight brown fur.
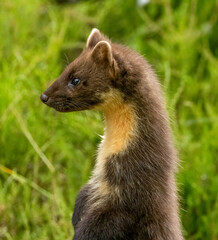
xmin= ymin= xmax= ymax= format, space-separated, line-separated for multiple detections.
xmin=41 ymin=28 xmax=184 ymax=240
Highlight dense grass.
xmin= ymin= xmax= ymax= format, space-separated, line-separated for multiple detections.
xmin=0 ymin=0 xmax=217 ymax=239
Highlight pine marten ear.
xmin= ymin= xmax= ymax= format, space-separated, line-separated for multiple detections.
xmin=91 ymin=40 xmax=113 ymax=66
xmin=86 ymin=28 xmax=106 ymax=48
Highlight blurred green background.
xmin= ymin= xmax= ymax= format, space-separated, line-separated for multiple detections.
xmin=0 ymin=0 xmax=217 ymax=239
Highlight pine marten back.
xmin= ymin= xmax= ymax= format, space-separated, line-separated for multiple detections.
xmin=41 ymin=29 xmax=184 ymax=240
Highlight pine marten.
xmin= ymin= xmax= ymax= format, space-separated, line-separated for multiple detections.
xmin=40 ymin=28 xmax=184 ymax=240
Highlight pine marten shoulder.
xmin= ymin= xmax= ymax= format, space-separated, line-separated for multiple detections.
xmin=41 ymin=28 xmax=184 ymax=240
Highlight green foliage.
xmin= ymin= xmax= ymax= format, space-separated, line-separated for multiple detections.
xmin=0 ymin=0 xmax=217 ymax=239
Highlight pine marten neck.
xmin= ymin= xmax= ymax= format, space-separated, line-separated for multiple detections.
xmin=96 ymin=74 xmax=174 ymax=172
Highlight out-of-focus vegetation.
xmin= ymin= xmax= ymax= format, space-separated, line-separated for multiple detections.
xmin=0 ymin=0 xmax=217 ymax=239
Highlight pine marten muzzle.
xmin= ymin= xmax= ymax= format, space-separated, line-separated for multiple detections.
xmin=41 ymin=29 xmax=184 ymax=240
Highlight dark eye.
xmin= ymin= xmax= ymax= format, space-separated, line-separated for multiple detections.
xmin=68 ymin=78 xmax=80 ymax=87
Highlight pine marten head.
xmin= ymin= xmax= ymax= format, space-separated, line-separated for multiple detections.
xmin=40 ymin=28 xmax=142 ymax=112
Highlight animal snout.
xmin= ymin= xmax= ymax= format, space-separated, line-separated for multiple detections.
xmin=40 ymin=93 xmax=49 ymax=103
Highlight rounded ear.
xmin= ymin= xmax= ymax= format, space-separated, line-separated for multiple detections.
xmin=87 ymin=28 xmax=104 ymax=48
xmin=91 ymin=41 xmax=113 ymax=66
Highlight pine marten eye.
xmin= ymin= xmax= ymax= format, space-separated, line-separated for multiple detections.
xmin=68 ymin=77 xmax=80 ymax=87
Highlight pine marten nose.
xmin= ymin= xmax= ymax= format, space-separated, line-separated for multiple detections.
xmin=40 ymin=93 xmax=49 ymax=103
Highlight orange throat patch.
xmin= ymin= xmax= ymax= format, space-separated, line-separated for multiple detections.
xmin=90 ymin=90 xmax=138 ymax=199
xmin=97 ymin=90 xmax=138 ymax=163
